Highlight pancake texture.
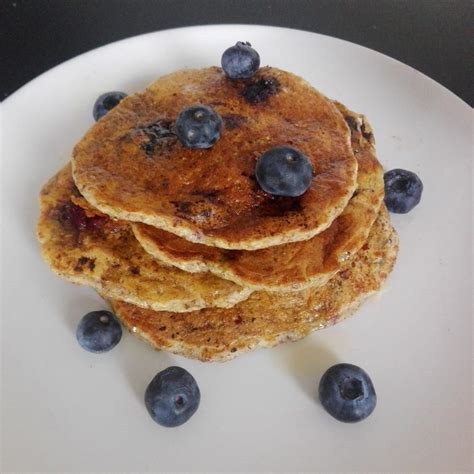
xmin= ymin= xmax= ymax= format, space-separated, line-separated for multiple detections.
xmin=132 ymin=103 xmax=383 ymax=291
xmin=72 ymin=67 xmax=358 ymax=250
xmin=37 ymin=165 xmax=253 ymax=312
xmin=110 ymin=206 xmax=398 ymax=362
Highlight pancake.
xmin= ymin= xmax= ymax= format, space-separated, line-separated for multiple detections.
xmin=110 ymin=206 xmax=398 ymax=362
xmin=132 ymin=104 xmax=382 ymax=291
xmin=72 ymin=66 xmax=358 ymax=250
xmin=37 ymin=164 xmax=253 ymax=312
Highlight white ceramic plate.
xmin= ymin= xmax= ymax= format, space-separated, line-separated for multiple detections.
xmin=2 ymin=25 xmax=472 ymax=472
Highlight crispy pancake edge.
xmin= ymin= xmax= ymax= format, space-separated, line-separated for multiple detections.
xmin=110 ymin=206 xmax=398 ymax=362
xmin=37 ymin=164 xmax=253 ymax=313
xmin=72 ymin=67 xmax=358 ymax=250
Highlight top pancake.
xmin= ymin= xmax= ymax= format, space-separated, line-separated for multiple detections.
xmin=132 ymin=103 xmax=383 ymax=291
xmin=72 ymin=67 xmax=357 ymax=250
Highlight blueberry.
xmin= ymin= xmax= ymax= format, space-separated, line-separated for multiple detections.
xmin=145 ymin=366 xmax=200 ymax=427
xmin=93 ymin=91 xmax=127 ymax=121
xmin=318 ymin=363 xmax=376 ymax=423
xmin=255 ymin=146 xmax=313 ymax=197
xmin=58 ymin=202 xmax=105 ymax=231
xmin=76 ymin=310 xmax=122 ymax=353
xmin=241 ymin=76 xmax=279 ymax=103
xmin=175 ymin=105 xmax=222 ymax=149
xmin=384 ymin=168 xmax=423 ymax=214
xmin=221 ymin=41 xmax=260 ymax=79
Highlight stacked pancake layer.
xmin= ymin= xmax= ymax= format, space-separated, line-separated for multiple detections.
xmin=37 ymin=67 xmax=398 ymax=361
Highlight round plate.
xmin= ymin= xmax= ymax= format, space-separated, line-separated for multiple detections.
xmin=2 ymin=25 xmax=471 ymax=472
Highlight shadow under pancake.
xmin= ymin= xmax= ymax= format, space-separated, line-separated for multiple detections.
xmin=59 ymin=288 xmax=107 ymax=335
xmin=115 ymin=328 xmax=174 ymax=404
xmin=57 ymin=289 xmax=174 ymax=404
xmin=276 ymin=335 xmax=340 ymax=402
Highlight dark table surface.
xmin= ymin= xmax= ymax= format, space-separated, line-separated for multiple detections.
xmin=2 ymin=0 xmax=473 ymax=105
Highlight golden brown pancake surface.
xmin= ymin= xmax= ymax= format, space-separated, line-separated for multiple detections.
xmin=37 ymin=165 xmax=253 ymax=312
xmin=110 ymin=206 xmax=398 ymax=362
xmin=72 ymin=67 xmax=357 ymax=250
xmin=132 ymin=104 xmax=383 ymax=291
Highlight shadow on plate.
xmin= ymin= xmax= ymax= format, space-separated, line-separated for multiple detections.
xmin=58 ymin=289 xmax=106 ymax=334
xmin=115 ymin=325 xmax=174 ymax=404
xmin=276 ymin=335 xmax=340 ymax=402
xmin=57 ymin=289 xmax=174 ymax=404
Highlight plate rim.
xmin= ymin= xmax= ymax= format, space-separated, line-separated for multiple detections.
xmin=2 ymin=23 xmax=471 ymax=111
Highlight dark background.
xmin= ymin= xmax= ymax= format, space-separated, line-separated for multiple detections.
xmin=1 ymin=0 xmax=473 ymax=105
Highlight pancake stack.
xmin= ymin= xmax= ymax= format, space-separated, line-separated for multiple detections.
xmin=37 ymin=66 xmax=398 ymax=361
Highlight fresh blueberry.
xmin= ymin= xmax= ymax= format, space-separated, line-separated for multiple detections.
xmin=175 ymin=105 xmax=222 ymax=149
xmin=221 ymin=41 xmax=260 ymax=79
xmin=255 ymin=146 xmax=313 ymax=197
xmin=145 ymin=366 xmax=200 ymax=427
xmin=93 ymin=91 xmax=127 ymax=121
xmin=318 ymin=363 xmax=376 ymax=423
xmin=76 ymin=310 xmax=122 ymax=353
xmin=384 ymin=168 xmax=423 ymax=214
